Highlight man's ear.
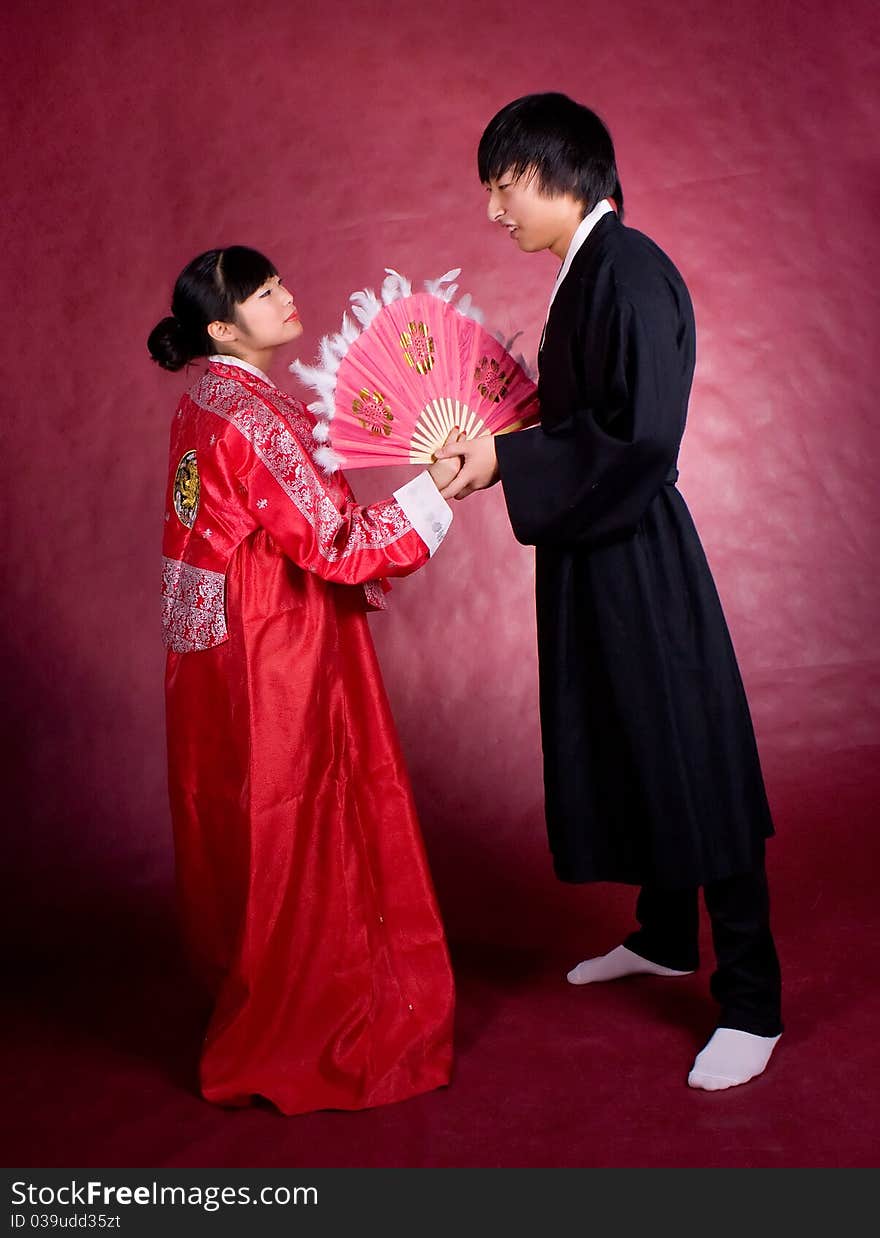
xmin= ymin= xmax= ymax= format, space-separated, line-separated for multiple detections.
xmin=207 ymin=319 xmax=236 ymax=344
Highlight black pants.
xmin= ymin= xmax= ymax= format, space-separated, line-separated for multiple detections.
xmin=623 ymin=865 xmax=783 ymax=1037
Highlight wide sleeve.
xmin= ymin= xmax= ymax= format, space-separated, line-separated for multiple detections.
xmin=495 ymin=292 xmax=683 ymax=548
xmin=235 ymin=398 xmax=452 ymax=586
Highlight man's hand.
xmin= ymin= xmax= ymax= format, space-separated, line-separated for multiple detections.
xmin=427 ymin=428 xmax=465 ymax=491
xmin=434 ymin=434 xmax=500 ymax=499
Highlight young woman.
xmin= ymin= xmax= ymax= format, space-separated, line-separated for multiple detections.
xmin=148 ymin=246 xmax=459 ymax=1116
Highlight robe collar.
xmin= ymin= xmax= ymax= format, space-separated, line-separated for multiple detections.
xmin=207 ymin=354 xmax=276 ymax=388
xmin=544 ymin=197 xmax=616 ymax=326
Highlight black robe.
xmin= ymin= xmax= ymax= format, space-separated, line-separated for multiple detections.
xmin=495 ymin=212 xmax=773 ymax=888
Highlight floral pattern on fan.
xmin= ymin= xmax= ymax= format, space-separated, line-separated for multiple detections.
xmin=400 ymin=322 xmax=435 ymax=374
xmin=352 ymin=388 xmax=394 ymax=437
xmin=290 ymin=267 xmax=539 ymax=472
xmin=474 ymin=357 xmax=509 ymax=403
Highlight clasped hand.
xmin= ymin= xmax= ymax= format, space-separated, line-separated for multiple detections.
xmin=427 ymin=428 xmax=500 ymax=500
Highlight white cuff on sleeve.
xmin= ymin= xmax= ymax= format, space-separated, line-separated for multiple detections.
xmin=393 ymin=471 xmax=453 ymax=557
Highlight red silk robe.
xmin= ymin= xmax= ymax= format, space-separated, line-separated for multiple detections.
xmin=161 ymin=356 xmax=454 ymax=1115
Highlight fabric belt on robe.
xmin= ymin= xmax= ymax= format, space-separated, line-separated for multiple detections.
xmin=664 ymin=467 xmax=679 ymax=485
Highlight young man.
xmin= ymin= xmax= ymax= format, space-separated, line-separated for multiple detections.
xmin=438 ymin=93 xmax=783 ymax=1090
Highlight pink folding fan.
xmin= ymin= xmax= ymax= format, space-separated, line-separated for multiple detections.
xmin=290 ymin=268 xmax=539 ymax=471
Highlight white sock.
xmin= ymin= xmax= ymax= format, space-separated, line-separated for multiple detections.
xmin=687 ymin=1027 xmax=782 ymax=1091
xmin=566 ymin=944 xmax=695 ymax=985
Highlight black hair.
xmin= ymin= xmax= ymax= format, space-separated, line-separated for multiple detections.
xmin=477 ymin=93 xmax=624 ymax=219
xmin=148 ymin=246 xmax=278 ymax=372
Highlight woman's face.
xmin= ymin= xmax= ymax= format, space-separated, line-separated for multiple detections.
xmin=233 ymin=274 xmax=303 ymax=347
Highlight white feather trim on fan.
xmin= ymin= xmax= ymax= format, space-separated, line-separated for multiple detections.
xmin=313 ymin=444 xmax=345 ymax=473
xmin=455 ymin=293 xmax=485 ymax=325
xmin=290 ymin=266 xmax=528 ymax=473
xmin=349 ymin=287 xmax=383 ymax=330
xmin=381 ymin=268 xmax=412 ymax=303
xmin=423 ymin=268 xmax=461 ymax=300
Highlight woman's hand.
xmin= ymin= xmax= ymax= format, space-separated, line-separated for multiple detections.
xmin=428 ymin=428 xmax=465 ymax=492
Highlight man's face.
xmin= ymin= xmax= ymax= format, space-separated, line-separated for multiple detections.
xmin=484 ymin=169 xmax=584 ymax=258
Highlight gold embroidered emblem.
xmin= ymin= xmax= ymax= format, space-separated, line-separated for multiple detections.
xmin=400 ymin=322 xmax=435 ymax=374
xmin=173 ymin=450 xmax=200 ymax=528
xmin=352 ymin=389 xmax=394 ymax=436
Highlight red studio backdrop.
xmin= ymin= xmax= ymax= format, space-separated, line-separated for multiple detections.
xmin=2 ymin=0 xmax=879 ymax=1166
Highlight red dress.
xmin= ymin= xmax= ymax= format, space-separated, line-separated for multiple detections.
xmin=161 ymin=356 xmax=454 ymax=1115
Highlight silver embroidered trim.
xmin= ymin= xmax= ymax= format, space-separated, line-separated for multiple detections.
xmin=162 ymin=557 xmax=228 ymax=652
xmin=189 ymin=375 xmax=412 ymax=560
xmin=363 ymin=579 xmax=388 ymax=611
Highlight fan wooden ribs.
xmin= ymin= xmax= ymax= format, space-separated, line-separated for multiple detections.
xmin=291 ymin=275 xmax=539 ymax=470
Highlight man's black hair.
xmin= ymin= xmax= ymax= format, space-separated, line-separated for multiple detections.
xmin=478 ymin=93 xmax=623 ymax=218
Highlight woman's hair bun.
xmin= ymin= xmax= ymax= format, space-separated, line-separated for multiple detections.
xmin=147 ymin=315 xmax=193 ymax=372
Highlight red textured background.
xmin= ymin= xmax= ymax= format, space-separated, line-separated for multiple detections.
xmin=3 ymin=0 xmax=878 ymax=1168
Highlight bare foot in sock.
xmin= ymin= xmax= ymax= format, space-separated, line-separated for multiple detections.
xmin=687 ymin=1027 xmax=781 ymax=1091
xmin=566 ymin=944 xmax=695 ymax=985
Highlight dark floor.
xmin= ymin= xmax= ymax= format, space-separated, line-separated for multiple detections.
xmin=4 ymin=745 xmax=878 ymax=1168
